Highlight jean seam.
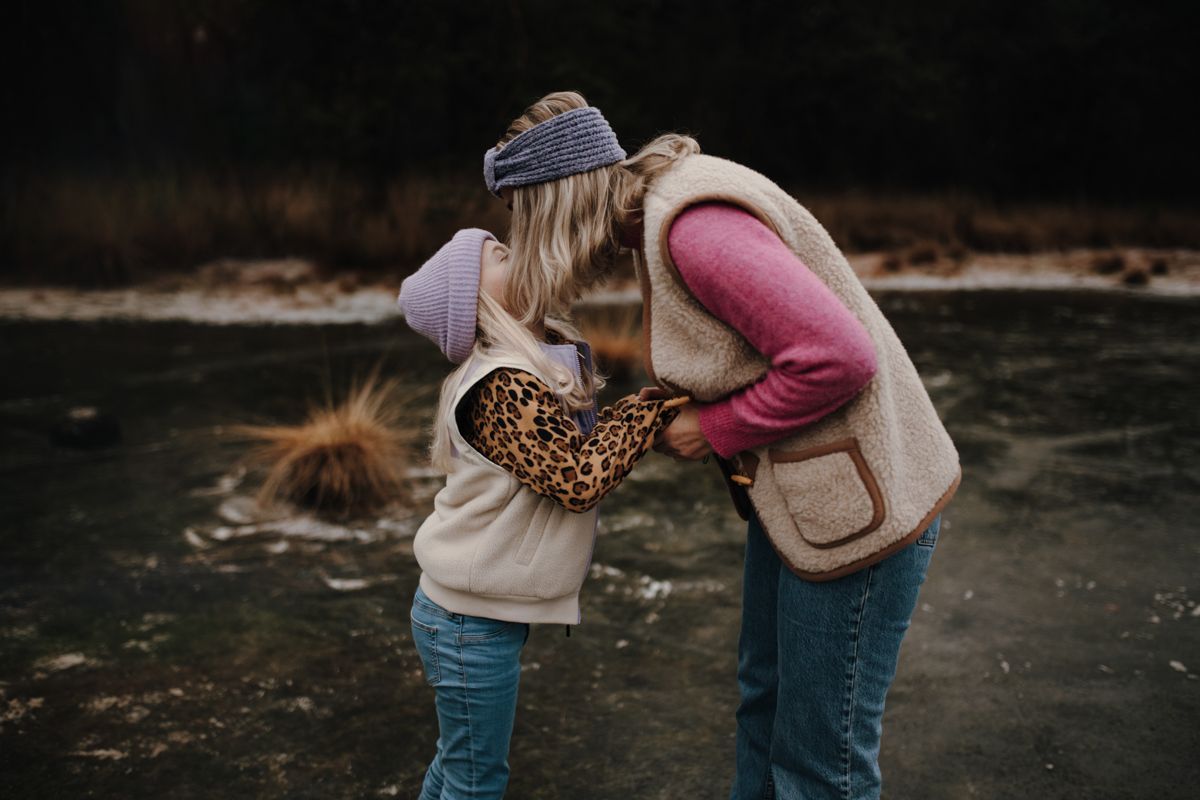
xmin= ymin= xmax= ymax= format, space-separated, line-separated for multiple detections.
xmin=842 ymin=566 xmax=874 ymax=800
xmin=430 ymin=628 xmax=440 ymax=684
xmin=456 ymin=617 xmax=477 ymax=797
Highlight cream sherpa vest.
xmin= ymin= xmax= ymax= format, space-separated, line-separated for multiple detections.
xmin=637 ymin=154 xmax=961 ymax=581
xmin=415 ymin=346 xmax=599 ymax=625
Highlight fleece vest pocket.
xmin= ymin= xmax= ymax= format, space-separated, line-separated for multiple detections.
xmin=768 ymin=437 xmax=885 ymax=548
xmin=513 ymin=501 xmax=554 ymax=566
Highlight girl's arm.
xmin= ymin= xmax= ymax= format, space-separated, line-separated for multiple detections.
xmin=666 ymin=202 xmax=878 ymax=459
xmin=457 ymin=369 xmax=680 ymax=513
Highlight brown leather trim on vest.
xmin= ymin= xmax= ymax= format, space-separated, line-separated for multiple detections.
xmin=638 ymin=193 xmax=785 ymax=394
xmin=768 ymin=437 xmax=887 ymax=549
xmin=759 ymin=467 xmax=962 ymax=582
xmin=845 ymin=447 xmax=886 ymax=535
xmin=769 ymin=436 xmax=858 ymax=463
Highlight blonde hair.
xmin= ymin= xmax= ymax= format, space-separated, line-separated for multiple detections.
xmin=428 ymin=92 xmax=697 ymax=473
xmin=428 ymin=291 xmax=602 ymax=474
xmin=498 ymin=90 xmax=701 ymax=327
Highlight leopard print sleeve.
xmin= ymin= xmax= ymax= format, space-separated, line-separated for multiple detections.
xmin=457 ymin=368 xmax=680 ymax=513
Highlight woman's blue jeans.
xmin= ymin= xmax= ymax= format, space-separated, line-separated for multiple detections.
xmin=731 ymin=514 xmax=942 ymax=800
xmin=410 ymin=586 xmax=530 ymax=800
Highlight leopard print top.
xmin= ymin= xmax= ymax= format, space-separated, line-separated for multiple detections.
xmin=457 ymin=369 xmax=679 ymax=512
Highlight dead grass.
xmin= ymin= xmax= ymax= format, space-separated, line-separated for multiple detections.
xmin=577 ymin=305 xmax=643 ymax=380
xmin=234 ymin=370 xmax=421 ymax=516
xmin=801 ymin=191 xmax=1200 ymax=255
xmin=3 ymin=172 xmax=1198 ymax=287
xmin=1 ymin=169 xmax=512 ymax=286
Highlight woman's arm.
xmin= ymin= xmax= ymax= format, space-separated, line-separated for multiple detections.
xmin=665 ymin=202 xmax=878 ymax=459
xmin=457 ymin=368 xmax=679 ymax=513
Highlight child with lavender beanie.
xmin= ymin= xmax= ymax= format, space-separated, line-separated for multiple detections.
xmin=397 ymin=227 xmax=685 ymax=800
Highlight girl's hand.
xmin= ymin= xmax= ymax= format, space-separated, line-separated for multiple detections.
xmin=653 ymin=405 xmax=713 ymax=461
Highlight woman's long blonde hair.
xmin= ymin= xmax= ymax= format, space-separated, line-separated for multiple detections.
xmin=496 ymin=91 xmax=701 ymax=327
xmin=428 ymin=291 xmax=600 ymax=474
xmin=430 ymin=92 xmax=698 ymax=474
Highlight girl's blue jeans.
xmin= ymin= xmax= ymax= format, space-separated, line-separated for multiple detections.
xmin=731 ymin=513 xmax=942 ymax=800
xmin=410 ymin=586 xmax=530 ymax=800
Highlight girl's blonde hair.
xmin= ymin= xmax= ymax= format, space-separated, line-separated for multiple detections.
xmin=497 ymin=90 xmax=701 ymax=327
xmin=428 ymin=291 xmax=602 ymax=474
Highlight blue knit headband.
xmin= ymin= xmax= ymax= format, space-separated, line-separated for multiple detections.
xmin=483 ymin=106 xmax=627 ymax=198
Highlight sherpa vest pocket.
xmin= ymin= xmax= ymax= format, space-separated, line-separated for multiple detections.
xmin=768 ymin=437 xmax=885 ymax=548
xmin=513 ymin=501 xmax=555 ymax=566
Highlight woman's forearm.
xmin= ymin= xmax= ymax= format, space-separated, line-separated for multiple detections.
xmin=666 ymin=202 xmax=877 ymax=458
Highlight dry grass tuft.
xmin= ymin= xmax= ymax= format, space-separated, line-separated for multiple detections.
xmin=235 ymin=371 xmax=419 ymax=515
xmin=577 ymin=305 xmax=643 ymax=380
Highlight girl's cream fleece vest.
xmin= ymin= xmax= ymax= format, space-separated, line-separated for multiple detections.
xmin=637 ymin=154 xmax=961 ymax=581
xmin=415 ymin=348 xmax=599 ymax=625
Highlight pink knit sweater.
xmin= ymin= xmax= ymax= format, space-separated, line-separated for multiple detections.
xmin=666 ymin=202 xmax=878 ymax=458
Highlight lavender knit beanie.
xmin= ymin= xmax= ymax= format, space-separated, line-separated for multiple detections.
xmin=397 ymin=228 xmax=495 ymax=363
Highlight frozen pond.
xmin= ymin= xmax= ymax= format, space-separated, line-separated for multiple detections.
xmin=1 ymin=290 xmax=1198 ymax=798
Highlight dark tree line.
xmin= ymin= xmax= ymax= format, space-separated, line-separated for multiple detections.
xmin=5 ymin=0 xmax=1197 ymax=201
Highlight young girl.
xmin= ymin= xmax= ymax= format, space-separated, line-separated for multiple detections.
xmin=397 ymin=227 xmax=683 ymax=800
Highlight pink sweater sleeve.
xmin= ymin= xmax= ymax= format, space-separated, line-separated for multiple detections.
xmin=666 ymin=202 xmax=878 ymax=458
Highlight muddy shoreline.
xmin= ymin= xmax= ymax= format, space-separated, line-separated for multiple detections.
xmin=2 ymin=290 xmax=1198 ymax=798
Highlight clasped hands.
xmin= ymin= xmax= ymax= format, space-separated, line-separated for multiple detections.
xmin=637 ymin=386 xmax=713 ymax=462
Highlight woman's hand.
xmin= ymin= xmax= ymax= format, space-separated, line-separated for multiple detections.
xmin=654 ymin=405 xmax=713 ymax=461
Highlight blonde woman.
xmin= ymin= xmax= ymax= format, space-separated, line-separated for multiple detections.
xmin=485 ymin=92 xmax=960 ymax=800
xmin=397 ymin=228 xmax=683 ymax=799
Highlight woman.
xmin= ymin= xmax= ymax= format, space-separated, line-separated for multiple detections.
xmin=484 ymin=91 xmax=960 ymax=800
